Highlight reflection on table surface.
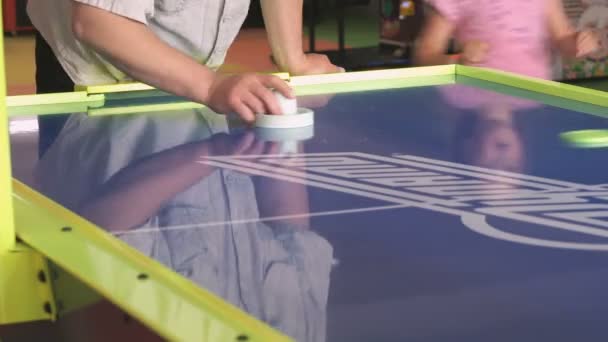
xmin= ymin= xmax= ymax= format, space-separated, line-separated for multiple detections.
xmin=12 ymin=83 xmax=608 ymax=341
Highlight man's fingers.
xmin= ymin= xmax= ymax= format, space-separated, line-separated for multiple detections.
xmin=248 ymin=139 xmax=268 ymax=155
xmin=252 ymin=85 xmax=282 ymax=115
xmin=242 ymin=92 xmax=265 ymax=116
xmin=232 ymin=101 xmax=256 ymax=124
xmin=233 ymin=131 xmax=257 ymax=154
xmin=261 ymin=75 xmax=293 ymax=98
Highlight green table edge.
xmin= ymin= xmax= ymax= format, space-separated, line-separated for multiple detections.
xmin=6 ymin=93 xmax=105 ymax=117
xmin=456 ymin=65 xmax=608 ymax=109
xmin=78 ymin=72 xmax=291 ymax=95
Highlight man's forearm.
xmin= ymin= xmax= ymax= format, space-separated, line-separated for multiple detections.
xmin=260 ymin=0 xmax=306 ymax=72
xmin=72 ymin=3 xmax=214 ymax=102
xmin=255 ymin=177 xmax=311 ymax=229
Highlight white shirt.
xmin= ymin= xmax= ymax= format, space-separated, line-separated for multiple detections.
xmin=27 ymin=0 xmax=251 ymax=86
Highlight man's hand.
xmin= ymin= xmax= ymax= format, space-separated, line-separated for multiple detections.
xmin=206 ymin=73 xmax=294 ymax=123
xmin=260 ymin=0 xmax=344 ymax=76
xmin=460 ymin=40 xmax=489 ymax=65
xmin=287 ymin=53 xmax=345 ymax=76
xmin=575 ymin=29 xmax=600 ymax=58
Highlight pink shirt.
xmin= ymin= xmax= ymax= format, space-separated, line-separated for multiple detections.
xmin=428 ymin=0 xmax=552 ymax=79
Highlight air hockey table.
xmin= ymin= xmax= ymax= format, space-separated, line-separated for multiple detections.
xmin=3 ymin=65 xmax=608 ymax=342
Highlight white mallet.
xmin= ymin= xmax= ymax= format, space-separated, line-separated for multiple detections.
xmin=272 ymin=89 xmax=298 ymax=115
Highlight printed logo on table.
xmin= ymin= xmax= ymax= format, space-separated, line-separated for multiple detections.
xmin=199 ymin=152 xmax=608 ymax=251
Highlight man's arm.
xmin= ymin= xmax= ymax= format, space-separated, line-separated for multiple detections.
xmin=72 ymin=2 xmax=292 ymax=121
xmin=260 ymin=0 xmax=342 ymax=75
xmin=72 ymin=3 xmax=213 ymax=102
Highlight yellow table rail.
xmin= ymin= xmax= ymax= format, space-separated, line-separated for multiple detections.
xmin=11 ymin=181 xmax=292 ymax=342
xmin=0 ymin=1 xmax=14 ymax=253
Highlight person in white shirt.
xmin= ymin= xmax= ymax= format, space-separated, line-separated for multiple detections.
xmin=27 ymin=0 xmax=342 ymax=155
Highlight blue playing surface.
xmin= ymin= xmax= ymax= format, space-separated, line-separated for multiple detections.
xmin=14 ymin=82 xmax=608 ymax=341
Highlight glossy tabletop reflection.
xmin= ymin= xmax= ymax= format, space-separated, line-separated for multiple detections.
xmin=13 ymin=81 xmax=608 ymax=342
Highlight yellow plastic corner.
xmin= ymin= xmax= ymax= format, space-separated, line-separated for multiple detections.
xmin=0 ymin=244 xmax=55 ymax=324
xmin=0 ymin=0 xmax=15 ymax=253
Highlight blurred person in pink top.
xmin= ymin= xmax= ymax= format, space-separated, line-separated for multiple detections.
xmin=415 ymin=0 xmax=600 ymax=79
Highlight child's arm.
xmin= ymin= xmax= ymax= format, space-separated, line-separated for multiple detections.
xmin=414 ymin=8 xmax=455 ymax=66
xmin=415 ymin=7 xmax=489 ymax=66
xmin=547 ymin=0 xmax=599 ymax=58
